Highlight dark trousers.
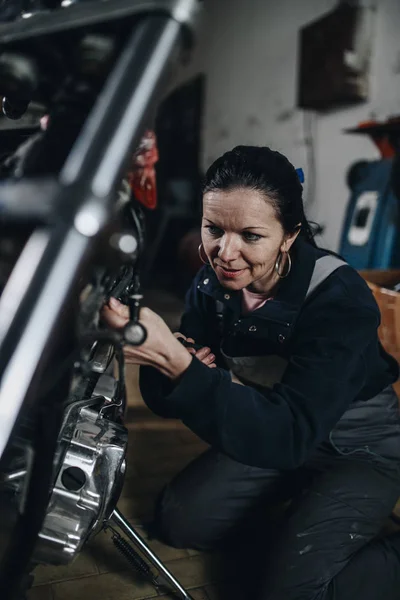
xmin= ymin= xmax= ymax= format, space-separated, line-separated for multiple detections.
xmin=154 ymin=389 xmax=400 ymax=599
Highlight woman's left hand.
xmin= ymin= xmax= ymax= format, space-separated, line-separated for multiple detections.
xmin=101 ymin=298 xmax=192 ymax=380
xmin=174 ymin=333 xmax=216 ymax=368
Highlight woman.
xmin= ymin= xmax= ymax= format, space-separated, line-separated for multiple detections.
xmin=103 ymin=146 xmax=400 ymax=599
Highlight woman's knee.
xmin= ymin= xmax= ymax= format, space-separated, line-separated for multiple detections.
xmin=153 ymin=484 xmax=216 ymax=550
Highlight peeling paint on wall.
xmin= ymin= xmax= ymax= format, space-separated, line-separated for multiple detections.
xmin=246 ymin=115 xmax=262 ymax=128
xmin=392 ymin=52 xmax=400 ymax=75
xmin=216 ymin=127 xmax=230 ymax=140
xmin=276 ymin=109 xmax=295 ymax=123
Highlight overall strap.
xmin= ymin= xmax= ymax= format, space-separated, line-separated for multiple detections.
xmin=306 ymin=255 xmax=347 ymax=299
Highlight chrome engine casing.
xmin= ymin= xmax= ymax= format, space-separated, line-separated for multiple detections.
xmin=33 ymin=374 xmax=128 ymax=565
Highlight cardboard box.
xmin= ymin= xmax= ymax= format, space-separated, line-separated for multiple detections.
xmin=358 ymin=270 xmax=400 ymax=396
xmin=358 ymin=270 xmax=400 ymax=289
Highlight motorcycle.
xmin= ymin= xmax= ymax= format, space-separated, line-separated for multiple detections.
xmin=0 ymin=2 xmax=201 ymax=598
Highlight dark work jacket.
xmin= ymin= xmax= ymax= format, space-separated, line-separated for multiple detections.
xmin=140 ymin=238 xmax=399 ymax=469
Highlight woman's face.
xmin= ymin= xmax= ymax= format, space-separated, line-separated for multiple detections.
xmin=201 ymin=187 xmax=298 ymax=292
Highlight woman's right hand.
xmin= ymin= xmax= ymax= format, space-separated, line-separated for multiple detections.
xmin=174 ymin=333 xmax=217 ymax=368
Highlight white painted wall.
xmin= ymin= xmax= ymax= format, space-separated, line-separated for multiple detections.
xmin=168 ymin=0 xmax=400 ymax=250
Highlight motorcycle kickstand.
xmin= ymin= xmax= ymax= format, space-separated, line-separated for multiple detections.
xmin=109 ymin=508 xmax=196 ymax=600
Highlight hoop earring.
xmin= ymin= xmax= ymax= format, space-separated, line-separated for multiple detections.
xmin=275 ymin=251 xmax=292 ymax=278
xmin=198 ymin=243 xmax=209 ymax=265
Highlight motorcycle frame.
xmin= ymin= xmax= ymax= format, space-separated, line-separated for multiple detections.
xmin=0 ymin=1 xmax=199 ymax=596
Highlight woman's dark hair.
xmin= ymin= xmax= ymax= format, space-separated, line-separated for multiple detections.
xmin=202 ymin=145 xmax=321 ymax=247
